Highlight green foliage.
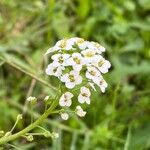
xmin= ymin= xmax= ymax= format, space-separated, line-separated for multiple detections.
xmin=0 ymin=0 xmax=150 ymax=149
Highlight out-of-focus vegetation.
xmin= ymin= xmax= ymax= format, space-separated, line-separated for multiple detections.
xmin=0 ymin=0 xmax=150 ymax=149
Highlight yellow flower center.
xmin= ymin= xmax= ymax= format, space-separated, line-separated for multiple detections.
xmin=90 ymin=70 xmax=96 ymax=76
xmin=69 ymin=75 xmax=75 ymax=82
xmin=85 ymin=51 xmax=94 ymax=57
xmin=98 ymin=59 xmax=104 ymax=67
xmin=53 ymin=68 xmax=57 ymax=73
xmin=64 ymin=95 xmax=68 ymax=102
xmin=77 ymin=38 xmax=84 ymax=44
xmin=58 ymin=56 xmax=64 ymax=64
xmin=99 ymin=80 xmax=104 ymax=85
xmin=73 ymin=57 xmax=81 ymax=64
xmin=60 ymin=40 xmax=67 ymax=48
xmin=82 ymin=93 xmax=88 ymax=97
xmin=92 ymin=42 xmax=100 ymax=48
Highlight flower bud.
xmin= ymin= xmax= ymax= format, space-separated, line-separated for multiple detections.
xmin=43 ymin=131 xmax=51 ymax=138
xmin=51 ymin=132 xmax=59 ymax=139
xmin=44 ymin=96 xmax=51 ymax=105
xmin=5 ymin=131 xmax=12 ymax=137
xmin=27 ymin=96 xmax=37 ymax=105
xmin=17 ymin=114 xmax=23 ymax=121
xmin=26 ymin=134 xmax=34 ymax=142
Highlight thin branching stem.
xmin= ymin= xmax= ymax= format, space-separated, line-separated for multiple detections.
xmin=0 ymin=100 xmax=58 ymax=145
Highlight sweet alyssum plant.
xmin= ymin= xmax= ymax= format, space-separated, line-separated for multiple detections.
xmin=0 ymin=37 xmax=111 ymax=145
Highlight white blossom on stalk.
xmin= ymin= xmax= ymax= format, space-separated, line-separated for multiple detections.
xmin=93 ymin=76 xmax=108 ymax=93
xmin=78 ymin=87 xmax=91 ymax=104
xmin=76 ymin=106 xmax=86 ymax=117
xmin=68 ymin=37 xmax=87 ymax=50
xmin=45 ymin=63 xmax=64 ymax=77
xmin=66 ymin=53 xmax=85 ymax=71
xmin=45 ymin=39 xmax=74 ymax=54
xmin=86 ymin=66 xmax=101 ymax=80
xmin=51 ymin=54 xmax=70 ymax=66
xmin=61 ymin=70 xmax=82 ymax=89
xmin=81 ymin=49 xmax=98 ymax=63
xmin=88 ymin=41 xmax=105 ymax=53
xmin=93 ymin=55 xmax=111 ymax=73
xmin=61 ymin=113 xmax=69 ymax=120
xmin=59 ymin=92 xmax=73 ymax=107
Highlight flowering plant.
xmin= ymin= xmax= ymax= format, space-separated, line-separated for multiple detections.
xmin=0 ymin=37 xmax=111 ymax=145
xmin=45 ymin=37 xmax=111 ymax=120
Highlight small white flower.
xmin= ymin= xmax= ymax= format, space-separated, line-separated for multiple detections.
xmin=93 ymin=76 xmax=108 ymax=93
xmin=93 ymin=55 xmax=111 ymax=73
xmin=61 ymin=70 xmax=82 ymax=89
xmin=81 ymin=49 xmax=98 ymax=63
xmin=89 ymin=41 xmax=105 ymax=53
xmin=61 ymin=113 xmax=69 ymax=120
xmin=86 ymin=66 xmax=101 ymax=80
xmin=45 ymin=63 xmax=64 ymax=77
xmin=66 ymin=53 xmax=85 ymax=71
xmin=76 ymin=106 xmax=86 ymax=117
xmin=76 ymin=40 xmax=89 ymax=50
xmin=59 ymin=92 xmax=73 ymax=107
xmin=68 ymin=37 xmax=87 ymax=50
xmin=78 ymin=87 xmax=91 ymax=104
xmin=51 ymin=53 xmax=70 ymax=66
xmin=45 ymin=39 xmax=74 ymax=54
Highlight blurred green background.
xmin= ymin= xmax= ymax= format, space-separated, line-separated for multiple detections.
xmin=0 ymin=0 xmax=150 ymax=149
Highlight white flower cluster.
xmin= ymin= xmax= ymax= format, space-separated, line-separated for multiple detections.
xmin=45 ymin=37 xmax=111 ymax=120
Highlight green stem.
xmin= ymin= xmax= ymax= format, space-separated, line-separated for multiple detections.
xmin=0 ymin=100 xmax=58 ymax=145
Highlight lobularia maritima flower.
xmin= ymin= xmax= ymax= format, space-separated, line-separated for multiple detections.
xmin=45 ymin=37 xmax=111 ymax=120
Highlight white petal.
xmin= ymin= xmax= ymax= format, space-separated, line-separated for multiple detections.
xmin=65 ymin=99 xmax=72 ymax=107
xmin=66 ymin=58 xmax=75 ymax=66
xmin=81 ymin=87 xmax=91 ymax=96
xmin=73 ymin=65 xmax=82 ymax=72
xmin=75 ymin=75 xmax=82 ymax=85
xmin=85 ymin=97 xmax=90 ymax=104
xmin=65 ymin=82 xmax=75 ymax=89
xmin=59 ymin=99 xmax=66 ymax=107
xmin=61 ymin=74 xmax=69 ymax=82
xmin=51 ymin=54 xmax=61 ymax=61
xmin=72 ymin=52 xmax=82 ymax=58
xmin=63 ymin=54 xmax=70 ymax=59
xmin=65 ymin=92 xmax=74 ymax=99
xmin=78 ymin=94 xmax=85 ymax=104
xmin=85 ymin=71 xmax=93 ymax=80
xmin=45 ymin=67 xmax=53 ymax=75
xmin=99 ymin=46 xmax=105 ymax=52
xmin=89 ymin=82 xmax=96 ymax=91
xmin=45 ymin=47 xmax=56 ymax=55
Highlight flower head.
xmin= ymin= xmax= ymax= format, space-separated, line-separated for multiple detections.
xmin=45 ymin=37 xmax=111 ymax=120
